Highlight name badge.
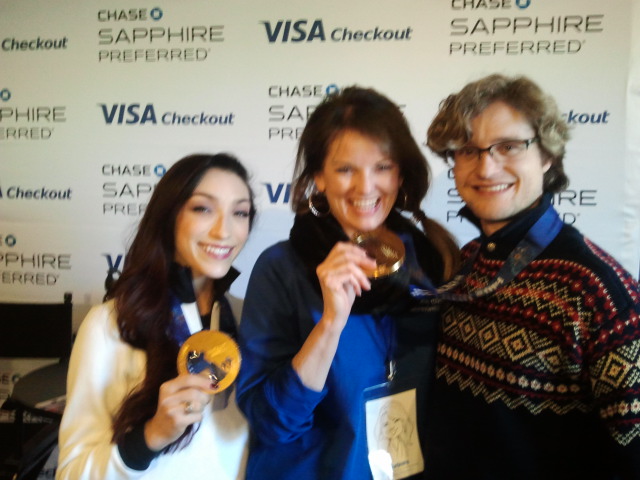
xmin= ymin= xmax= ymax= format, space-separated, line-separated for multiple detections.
xmin=364 ymin=384 xmax=424 ymax=479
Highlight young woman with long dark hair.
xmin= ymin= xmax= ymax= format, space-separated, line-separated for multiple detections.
xmin=57 ymin=153 xmax=255 ymax=480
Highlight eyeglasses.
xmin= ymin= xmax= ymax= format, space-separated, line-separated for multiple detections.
xmin=446 ymin=138 xmax=538 ymax=165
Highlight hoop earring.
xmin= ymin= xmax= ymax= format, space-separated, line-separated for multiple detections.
xmin=308 ymin=193 xmax=330 ymax=217
xmin=396 ymin=188 xmax=409 ymax=210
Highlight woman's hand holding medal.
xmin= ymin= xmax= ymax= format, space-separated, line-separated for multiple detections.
xmin=143 ymin=374 xmax=214 ymax=452
xmin=293 ymin=242 xmax=376 ymax=391
xmin=144 ymin=329 xmax=241 ymax=452
xmin=293 ymin=228 xmax=406 ymax=391
xmin=316 ymin=228 xmax=405 ymax=333
xmin=316 ymin=241 xmax=376 ymax=332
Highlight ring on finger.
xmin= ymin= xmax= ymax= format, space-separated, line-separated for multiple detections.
xmin=184 ymin=401 xmax=193 ymax=415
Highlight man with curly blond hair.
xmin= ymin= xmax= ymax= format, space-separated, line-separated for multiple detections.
xmin=424 ymin=74 xmax=640 ymax=479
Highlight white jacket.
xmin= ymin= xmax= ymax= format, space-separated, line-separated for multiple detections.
xmin=57 ymin=300 xmax=248 ymax=480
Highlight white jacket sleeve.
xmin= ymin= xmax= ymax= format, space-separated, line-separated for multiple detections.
xmin=56 ymin=302 xmax=147 ymax=480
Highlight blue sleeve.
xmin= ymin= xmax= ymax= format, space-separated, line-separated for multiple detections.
xmin=236 ymin=244 xmax=327 ymax=444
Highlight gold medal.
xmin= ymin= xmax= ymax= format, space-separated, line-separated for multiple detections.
xmin=353 ymin=228 xmax=405 ymax=279
xmin=177 ymin=330 xmax=241 ymax=394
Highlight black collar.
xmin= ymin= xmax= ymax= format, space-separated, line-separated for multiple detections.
xmin=169 ymin=262 xmax=240 ymax=304
xmin=289 ymin=210 xmax=444 ymax=314
xmin=460 ymin=193 xmax=553 ymax=244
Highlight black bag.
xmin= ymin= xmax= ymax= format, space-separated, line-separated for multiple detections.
xmin=12 ymin=423 xmax=58 ymax=480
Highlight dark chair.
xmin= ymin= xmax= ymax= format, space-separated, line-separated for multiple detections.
xmin=0 ymin=292 xmax=73 ymax=478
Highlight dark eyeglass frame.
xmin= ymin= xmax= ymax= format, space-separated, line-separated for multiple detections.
xmin=445 ymin=137 xmax=539 ymax=166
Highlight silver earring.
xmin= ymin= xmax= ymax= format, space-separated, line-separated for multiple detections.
xmin=396 ymin=188 xmax=409 ymax=210
xmin=308 ymin=193 xmax=330 ymax=217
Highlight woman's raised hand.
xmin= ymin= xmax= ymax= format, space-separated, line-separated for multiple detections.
xmin=292 ymin=242 xmax=376 ymax=391
xmin=143 ymin=374 xmax=214 ymax=451
xmin=316 ymin=241 xmax=376 ymax=332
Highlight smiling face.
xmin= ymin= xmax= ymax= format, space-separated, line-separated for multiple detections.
xmin=383 ymin=413 xmax=405 ymax=439
xmin=314 ymin=129 xmax=402 ymax=238
xmin=453 ymin=101 xmax=551 ymax=236
xmin=174 ymin=168 xmax=251 ymax=280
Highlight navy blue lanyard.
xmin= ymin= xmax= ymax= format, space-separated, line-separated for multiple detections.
xmin=168 ymin=296 xmax=192 ymax=346
xmin=410 ymin=205 xmax=564 ymax=302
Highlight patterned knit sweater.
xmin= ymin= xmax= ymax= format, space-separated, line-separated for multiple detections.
xmin=426 ymin=196 xmax=640 ymax=480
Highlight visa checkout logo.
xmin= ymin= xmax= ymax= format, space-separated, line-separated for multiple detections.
xmin=264 ymin=183 xmax=291 ymax=204
xmin=2 ymin=37 xmax=69 ymax=52
xmin=103 ymin=253 xmax=124 ymax=289
xmin=261 ymin=19 xmax=413 ymax=43
xmin=0 ymin=185 xmax=72 ymax=200
xmin=563 ymin=109 xmax=610 ymax=125
xmin=104 ymin=253 xmax=124 ymax=275
xmin=263 ymin=20 xmax=326 ymax=42
xmin=98 ymin=103 xmax=235 ymax=126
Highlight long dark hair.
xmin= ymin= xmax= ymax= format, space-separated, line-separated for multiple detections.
xmin=292 ymin=86 xmax=459 ymax=279
xmin=109 ymin=153 xmax=255 ymax=450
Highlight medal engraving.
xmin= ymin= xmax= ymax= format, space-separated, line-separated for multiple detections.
xmin=177 ymin=330 xmax=241 ymax=393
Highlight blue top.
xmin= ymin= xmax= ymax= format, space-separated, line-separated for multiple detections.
xmin=237 ymin=225 xmax=441 ymax=480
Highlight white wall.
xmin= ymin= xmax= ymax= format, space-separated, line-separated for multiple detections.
xmin=1 ymin=0 xmax=639 ymax=401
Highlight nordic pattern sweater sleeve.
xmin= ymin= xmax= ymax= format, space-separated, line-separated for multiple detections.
xmin=581 ymin=238 xmax=640 ymax=477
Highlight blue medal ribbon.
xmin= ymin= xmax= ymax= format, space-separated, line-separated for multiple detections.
xmin=168 ymin=295 xmax=193 ymax=347
xmin=410 ymin=205 xmax=564 ymax=302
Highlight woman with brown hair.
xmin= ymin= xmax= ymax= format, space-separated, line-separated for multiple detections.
xmin=237 ymin=86 xmax=459 ymax=480
xmin=57 ymin=153 xmax=255 ymax=479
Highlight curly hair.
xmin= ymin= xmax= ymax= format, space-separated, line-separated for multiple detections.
xmin=426 ymin=74 xmax=570 ymax=193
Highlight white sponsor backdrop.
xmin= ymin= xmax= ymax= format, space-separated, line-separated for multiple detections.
xmin=1 ymin=0 xmax=640 ymax=404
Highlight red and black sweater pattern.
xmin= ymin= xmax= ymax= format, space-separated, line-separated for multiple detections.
xmin=437 ymin=214 xmax=640 ymax=447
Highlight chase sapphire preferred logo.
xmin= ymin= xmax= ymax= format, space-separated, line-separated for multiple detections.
xmin=97 ymin=7 xmax=223 ymax=63
xmin=0 ymin=234 xmax=71 ymax=287
xmin=0 ymin=234 xmax=17 ymax=248
xmin=0 ymin=92 xmax=67 ymax=141
xmin=444 ymin=165 xmax=597 ymax=226
xmin=102 ymin=162 xmax=166 ymax=216
xmin=448 ymin=1 xmax=605 ymax=56
xmin=267 ymin=83 xmax=340 ymax=141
